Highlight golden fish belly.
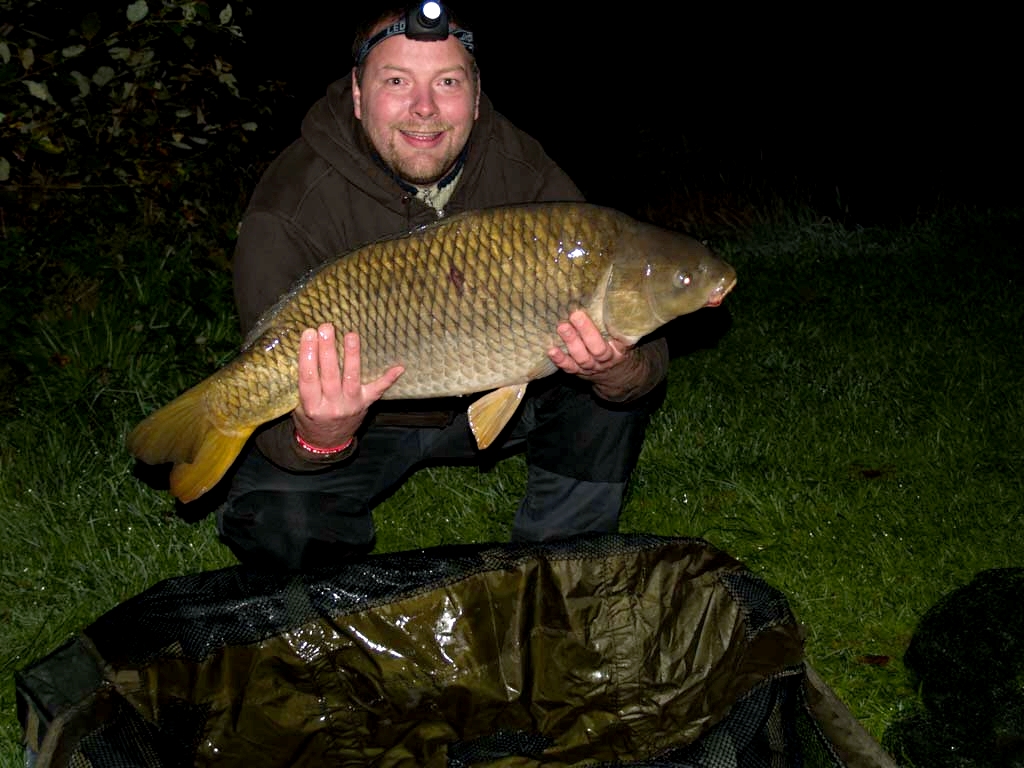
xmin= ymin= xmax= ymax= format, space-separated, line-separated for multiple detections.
xmin=217 ymin=204 xmax=624 ymax=424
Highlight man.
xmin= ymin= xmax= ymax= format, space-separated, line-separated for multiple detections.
xmin=219 ymin=3 xmax=669 ymax=569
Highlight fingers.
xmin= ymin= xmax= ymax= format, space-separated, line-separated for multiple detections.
xmin=298 ymin=324 xmax=343 ymax=411
xmin=297 ymin=325 xmax=403 ymax=408
xmin=316 ymin=323 xmax=342 ymax=400
xmin=340 ymin=331 xmax=361 ymax=400
xmin=549 ymin=310 xmax=629 ymax=377
xmin=293 ymin=325 xmax=405 ymax=450
xmin=561 ymin=311 xmax=612 ymax=363
xmin=365 ymin=364 xmax=405 ymax=400
xmin=297 ymin=328 xmax=322 ymax=413
xmin=568 ymin=310 xmax=608 ymax=354
xmin=547 ymin=341 xmax=582 ymax=375
xmin=339 ymin=331 xmax=403 ymax=397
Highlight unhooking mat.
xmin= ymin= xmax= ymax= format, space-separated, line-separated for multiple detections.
xmin=882 ymin=567 xmax=1024 ymax=766
xmin=16 ymin=533 xmax=896 ymax=767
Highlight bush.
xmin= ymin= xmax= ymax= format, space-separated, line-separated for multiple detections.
xmin=0 ymin=0 xmax=285 ymax=239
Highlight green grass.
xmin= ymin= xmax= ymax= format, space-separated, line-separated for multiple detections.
xmin=1 ymin=204 xmax=1022 ymax=765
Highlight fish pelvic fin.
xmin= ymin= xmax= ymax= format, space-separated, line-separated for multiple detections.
xmin=467 ymin=383 xmax=528 ymax=449
xmin=126 ymin=383 xmax=253 ymax=503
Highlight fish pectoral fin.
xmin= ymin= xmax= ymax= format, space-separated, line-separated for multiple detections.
xmin=169 ymin=428 xmax=252 ymax=504
xmin=467 ymin=384 xmax=528 ymax=449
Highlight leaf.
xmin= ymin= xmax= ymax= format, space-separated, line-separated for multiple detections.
xmin=109 ymin=47 xmax=131 ymax=61
xmin=126 ymin=1 xmax=149 ymax=22
xmin=81 ymin=12 xmax=102 ymax=40
xmin=24 ymin=80 xmax=53 ymax=103
xmin=0 ymin=157 xmax=9 ymax=182
xmin=0 ymin=42 xmax=10 ymax=65
xmin=218 ymin=4 xmax=232 ymax=24
xmin=855 ymin=654 xmax=891 ymax=667
xmin=218 ymin=71 xmax=238 ymax=96
xmin=20 ymin=47 xmax=35 ymax=70
xmin=62 ymin=45 xmax=87 ymax=59
xmin=93 ymin=66 xmax=115 ymax=86
xmin=241 ymin=122 xmax=257 ymax=131
xmin=70 ymin=71 xmax=91 ymax=97
xmin=37 ymin=136 xmax=63 ymax=155
xmin=129 ymin=49 xmax=155 ymax=67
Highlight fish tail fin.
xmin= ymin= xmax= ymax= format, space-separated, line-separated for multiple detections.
xmin=126 ymin=382 xmax=253 ymax=503
xmin=467 ymin=383 xmax=528 ymax=449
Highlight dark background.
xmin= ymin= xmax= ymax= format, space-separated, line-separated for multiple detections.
xmin=242 ymin=3 xmax=1019 ymax=226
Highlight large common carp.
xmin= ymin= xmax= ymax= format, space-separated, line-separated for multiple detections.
xmin=127 ymin=202 xmax=736 ymax=502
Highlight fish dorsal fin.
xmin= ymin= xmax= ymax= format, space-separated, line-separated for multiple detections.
xmin=467 ymin=384 xmax=528 ymax=449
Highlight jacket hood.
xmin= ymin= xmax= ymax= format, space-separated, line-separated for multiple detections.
xmin=300 ymin=75 xmax=497 ymax=210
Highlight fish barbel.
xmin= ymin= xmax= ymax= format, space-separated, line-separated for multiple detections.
xmin=127 ymin=202 xmax=736 ymax=502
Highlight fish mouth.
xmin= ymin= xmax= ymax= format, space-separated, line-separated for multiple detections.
xmin=704 ymin=276 xmax=737 ymax=308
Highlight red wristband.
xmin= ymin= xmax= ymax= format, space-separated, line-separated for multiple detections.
xmin=294 ymin=430 xmax=354 ymax=456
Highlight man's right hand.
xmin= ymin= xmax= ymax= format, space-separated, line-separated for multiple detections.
xmin=292 ymin=323 xmax=404 ymax=449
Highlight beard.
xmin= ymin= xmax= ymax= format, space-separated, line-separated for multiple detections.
xmin=366 ymin=122 xmax=464 ymax=186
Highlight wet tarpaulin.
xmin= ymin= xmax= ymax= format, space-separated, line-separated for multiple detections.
xmin=17 ymin=534 xmax=896 ymax=767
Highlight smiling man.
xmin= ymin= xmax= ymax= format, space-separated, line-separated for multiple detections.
xmin=221 ymin=2 xmax=672 ymax=570
xmin=351 ymin=15 xmax=479 ymax=185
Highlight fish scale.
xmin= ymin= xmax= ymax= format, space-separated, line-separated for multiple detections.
xmin=127 ymin=202 xmax=736 ymax=502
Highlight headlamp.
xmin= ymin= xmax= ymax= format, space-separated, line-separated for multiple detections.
xmin=408 ymin=2 xmax=445 ymax=38
xmin=355 ymin=2 xmax=475 ymax=65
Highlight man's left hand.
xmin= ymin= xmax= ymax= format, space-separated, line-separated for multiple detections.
xmin=547 ymin=309 xmax=633 ymax=383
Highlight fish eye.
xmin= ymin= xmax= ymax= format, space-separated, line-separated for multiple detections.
xmin=674 ymin=271 xmax=693 ymax=288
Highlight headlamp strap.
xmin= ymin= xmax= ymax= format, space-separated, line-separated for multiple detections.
xmin=355 ymin=18 xmax=474 ymax=65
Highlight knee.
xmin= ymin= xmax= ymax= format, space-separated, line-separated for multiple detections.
xmin=217 ymin=490 xmax=375 ymax=571
xmin=513 ymin=472 xmax=626 ymax=542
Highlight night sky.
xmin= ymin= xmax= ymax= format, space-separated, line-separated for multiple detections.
xmin=244 ymin=4 xmax=1020 ymax=226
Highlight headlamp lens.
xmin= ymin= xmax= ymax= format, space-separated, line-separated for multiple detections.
xmin=421 ymin=2 xmax=442 ymax=23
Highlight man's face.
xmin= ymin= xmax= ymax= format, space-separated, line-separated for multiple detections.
xmin=353 ymin=31 xmax=480 ymax=186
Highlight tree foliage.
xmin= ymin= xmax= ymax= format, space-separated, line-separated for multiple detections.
xmin=0 ymin=0 xmax=285 ymax=235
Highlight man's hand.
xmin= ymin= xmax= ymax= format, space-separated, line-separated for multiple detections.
xmin=292 ymin=323 xmax=403 ymax=448
xmin=547 ymin=309 xmax=634 ymax=384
